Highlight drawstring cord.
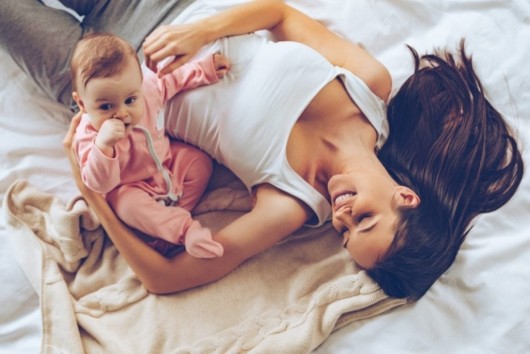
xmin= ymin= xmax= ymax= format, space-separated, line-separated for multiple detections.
xmin=134 ymin=125 xmax=181 ymax=205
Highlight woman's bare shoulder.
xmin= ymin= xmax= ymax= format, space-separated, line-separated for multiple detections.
xmin=272 ymin=4 xmax=391 ymax=102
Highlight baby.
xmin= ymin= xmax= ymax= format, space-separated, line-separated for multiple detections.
xmin=71 ymin=32 xmax=228 ymax=258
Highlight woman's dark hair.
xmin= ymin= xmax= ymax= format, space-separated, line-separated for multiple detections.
xmin=369 ymin=41 xmax=524 ymax=301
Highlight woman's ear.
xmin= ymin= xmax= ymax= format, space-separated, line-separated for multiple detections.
xmin=72 ymin=91 xmax=86 ymax=113
xmin=393 ymin=186 xmax=421 ymax=208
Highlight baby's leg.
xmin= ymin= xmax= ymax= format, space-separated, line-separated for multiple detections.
xmin=108 ymin=184 xmax=193 ymax=245
xmin=169 ymin=140 xmax=213 ymax=211
xmin=107 ymin=183 xmax=222 ymax=258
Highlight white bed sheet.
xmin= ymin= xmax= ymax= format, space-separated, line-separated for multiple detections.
xmin=1 ymin=1 xmax=529 ymax=353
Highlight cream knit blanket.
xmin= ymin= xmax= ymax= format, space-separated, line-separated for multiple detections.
xmin=4 ymin=175 xmax=405 ymax=353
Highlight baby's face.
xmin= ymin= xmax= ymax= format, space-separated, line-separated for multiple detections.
xmin=78 ymin=58 xmax=144 ymax=131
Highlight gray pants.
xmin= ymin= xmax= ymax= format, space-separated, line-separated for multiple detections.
xmin=0 ymin=0 xmax=195 ymax=107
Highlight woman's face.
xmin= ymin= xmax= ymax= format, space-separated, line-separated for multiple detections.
xmin=328 ymin=170 xmax=419 ymax=269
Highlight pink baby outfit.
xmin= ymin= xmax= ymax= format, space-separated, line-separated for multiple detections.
xmin=74 ymin=55 xmax=223 ymax=258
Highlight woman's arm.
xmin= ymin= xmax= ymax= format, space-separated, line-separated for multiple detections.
xmin=64 ymin=116 xmax=310 ymax=294
xmin=143 ymin=0 xmax=391 ymax=101
xmin=143 ymin=0 xmax=286 ymax=76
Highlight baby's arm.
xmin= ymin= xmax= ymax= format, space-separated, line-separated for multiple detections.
xmin=75 ymin=123 xmax=122 ymax=194
xmin=154 ymin=53 xmax=230 ymax=103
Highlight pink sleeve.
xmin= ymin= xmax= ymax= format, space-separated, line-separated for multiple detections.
xmin=74 ymin=125 xmax=121 ymax=194
xmin=156 ymin=54 xmax=220 ymax=103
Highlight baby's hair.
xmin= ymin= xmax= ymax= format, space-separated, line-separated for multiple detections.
xmin=70 ymin=32 xmax=140 ymax=91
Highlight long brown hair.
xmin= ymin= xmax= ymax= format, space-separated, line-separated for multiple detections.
xmin=369 ymin=41 xmax=524 ymax=300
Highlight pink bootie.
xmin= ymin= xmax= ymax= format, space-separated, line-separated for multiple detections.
xmin=184 ymin=221 xmax=224 ymax=258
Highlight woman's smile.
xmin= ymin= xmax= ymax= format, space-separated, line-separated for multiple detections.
xmin=333 ymin=192 xmax=356 ymax=210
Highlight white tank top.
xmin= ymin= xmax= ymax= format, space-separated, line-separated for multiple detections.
xmin=164 ymin=33 xmax=388 ymax=227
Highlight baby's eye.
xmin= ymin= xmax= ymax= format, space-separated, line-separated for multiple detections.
xmin=99 ymin=103 xmax=112 ymax=111
xmin=125 ymin=97 xmax=137 ymax=105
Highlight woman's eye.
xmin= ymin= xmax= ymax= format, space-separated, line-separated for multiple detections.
xmin=342 ymin=231 xmax=350 ymax=248
xmin=356 ymin=213 xmax=372 ymax=224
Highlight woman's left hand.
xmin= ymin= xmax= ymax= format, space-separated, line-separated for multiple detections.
xmin=62 ymin=111 xmax=82 ymax=186
xmin=143 ymin=22 xmax=209 ymax=77
xmin=63 ymin=111 xmax=99 ymax=200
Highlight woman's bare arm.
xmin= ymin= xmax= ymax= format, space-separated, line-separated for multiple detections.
xmin=64 ymin=116 xmax=310 ymax=294
xmin=143 ymin=0 xmax=391 ymax=101
xmin=143 ymin=0 xmax=286 ymax=76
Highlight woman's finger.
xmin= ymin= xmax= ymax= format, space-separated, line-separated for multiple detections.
xmin=158 ymin=55 xmax=192 ymax=77
xmin=144 ymin=26 xmax=179 ymax=56
xmin=144 ymin=22 xmax=208 ymax=77
xmin=143 ymin=35 xmax=164 ymax=58
xmin=144 ymin=37 xmax=179 ymax=72
xmin=63 ymin=110 xmax=82 ymax=151
xmin=143 ymin=25 xmax=168 ymax=46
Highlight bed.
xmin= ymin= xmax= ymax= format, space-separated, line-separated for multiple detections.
xmin=1 ymin=0 xmax=529 ymax=352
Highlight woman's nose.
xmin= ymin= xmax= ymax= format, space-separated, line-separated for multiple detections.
xmin=336 ymin=206 xmax=353 ymax=225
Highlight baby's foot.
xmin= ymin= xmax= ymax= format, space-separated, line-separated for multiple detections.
xmin=185 ymin=222 xmax=224 ymax=258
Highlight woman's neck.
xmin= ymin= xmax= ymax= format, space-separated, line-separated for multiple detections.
xmin=319 ymin=122 xmax=379 ymax=179
xmin=288 ymin=111 xmax=380 ymax=200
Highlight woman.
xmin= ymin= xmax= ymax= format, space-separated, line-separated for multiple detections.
xmin=141 ymin=1 xmax=523 ymax=300
xmin=6 ymin=0 xmax=523 ymax=301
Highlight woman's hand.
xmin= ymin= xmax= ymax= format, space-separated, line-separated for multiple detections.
xmin=143 ymin=22 xmax=209 ymax=77
xmin=142 ymin=0 xmax=288 ymax=78
xmin=62 ymin=111 xmax=104 ymax=204
xmin=63 ymin=111 xmax=84 ymax=191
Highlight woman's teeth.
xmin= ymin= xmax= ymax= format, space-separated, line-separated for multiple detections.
xmin=334 ymin=193 xmax=355 ymax=205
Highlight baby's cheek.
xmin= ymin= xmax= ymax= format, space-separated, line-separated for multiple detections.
xmin=90 ymin=114 xmax=107 ymax=131
xmin=133 ymin=107 xmax=146 ymax=125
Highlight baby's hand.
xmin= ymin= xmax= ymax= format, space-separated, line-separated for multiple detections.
xmin=95 ymin=119 xmax=128 ymax=157
xmin=213 ymin=52 xmax=230 ymax=79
